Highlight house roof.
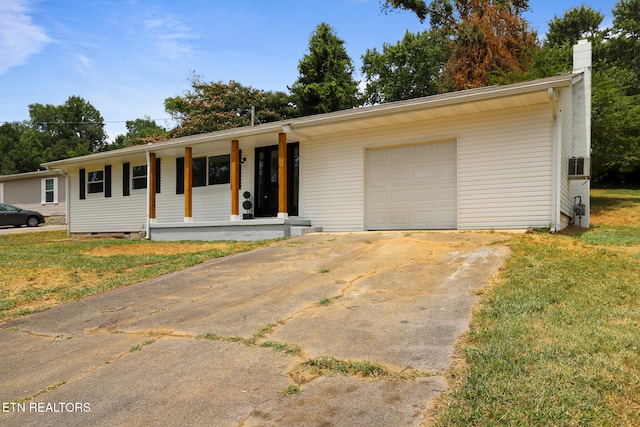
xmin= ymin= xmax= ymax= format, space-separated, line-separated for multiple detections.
xmin=43 ymin=72 xmax=580 ymax=169
xmin=0 ymin=169 xmax=66 ymax=182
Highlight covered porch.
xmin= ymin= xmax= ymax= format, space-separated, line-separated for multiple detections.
xmin=143 ymin=125 xmax=321 ymax=241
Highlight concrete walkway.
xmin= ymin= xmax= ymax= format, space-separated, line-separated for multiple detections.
xmin=0 ymin=232 xmax=510 ymax=426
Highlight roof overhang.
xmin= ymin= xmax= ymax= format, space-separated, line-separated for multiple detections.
xmin=0 ymin=169 xmax=66 ymax=182
xmin=42 ymin=73 xmax=579 ymax=169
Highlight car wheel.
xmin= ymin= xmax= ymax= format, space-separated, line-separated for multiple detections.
xmin=27 ymin=216 xmax=40 ymax=227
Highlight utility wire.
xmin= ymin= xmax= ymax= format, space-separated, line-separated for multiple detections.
xmin=0 ymin=119 xmax=173 ymax=126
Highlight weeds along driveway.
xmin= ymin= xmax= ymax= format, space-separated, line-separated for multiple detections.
xmin=0 ymin=231 xmax=510 ymax=427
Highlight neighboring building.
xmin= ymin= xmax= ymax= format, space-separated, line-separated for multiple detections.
xmin=0 ymin=170 xmax=67 ymax=223
xmin=43 ymin=42 xmax=592 ymax=241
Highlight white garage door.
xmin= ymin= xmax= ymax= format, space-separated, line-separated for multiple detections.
xmin=366 ymin=141 xmax=457 ymax=230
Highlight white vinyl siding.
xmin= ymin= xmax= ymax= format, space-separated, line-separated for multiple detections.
xmin=559 ymin=87 xmax=574 ymax=217
xmin=155 ymin=157 xmax=183 ymax=222
xmin=68 ymin=164 xmax=147 ymax=233
xmin=155 ymin=153 xmax=250 ymax=224
xmin=303 ymin=103 xmax=554 ymax=231
xmin=458 ymin=104 xmax=553 ymax=229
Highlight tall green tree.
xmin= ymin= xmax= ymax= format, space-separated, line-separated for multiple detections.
xmin=110 ymin=117 xmax=168 ymax=150
xmin=534 ymin=1 xmax=640 ymax=185
xmin=0 ymin=122 xmax=44 ymax=175
xmin=165 ymin=77 xmax=295 ymax=138
xmin=592 ymin=0 xmax=640 ymax=184
xmin=361 ymin=28 xmax=451 ymax=104
xmin=606 ymin=0 xmax=640 ymax=96
xmin=29 ymin=95 xmax=107 ymax=160
xmin=289 ymin=22 xmax=361 ymax=115
xmin=546 ymin=5 xmax=604 ymax=47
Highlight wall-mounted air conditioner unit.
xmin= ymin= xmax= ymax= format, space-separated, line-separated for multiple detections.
xmin=568 ymin=157 xmax=590 ymax=179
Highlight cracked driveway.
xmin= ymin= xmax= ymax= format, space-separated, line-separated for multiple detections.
xmin=0 ymin=232 xmax=510 ymax=426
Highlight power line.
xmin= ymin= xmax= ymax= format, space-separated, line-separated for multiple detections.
xmin=0 ymin=118 xmax=173 ymax=126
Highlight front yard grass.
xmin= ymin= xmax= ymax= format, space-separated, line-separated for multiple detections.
xmin=0 ymin=233 xmax=268 ymax=322
xmin=430 ymin=189 xmax=640 ymax=426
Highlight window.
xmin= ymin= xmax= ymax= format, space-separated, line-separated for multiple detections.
xmin=192 ymin=157 xmax=207 ymax=187
xmin=132 ymin=165 xmax=147 ymax=189
xmin=41 ymin=177 xmax=57 ymax=204
xmin=176 ymin=155 xmax=230 ymax=193
xmin=88 ymin=170 xmax=104 ymax=193
xmin=208 ymin=154 xmax=231 ymax=185
xmin=176 ymin=158 xmax=184 ymax=194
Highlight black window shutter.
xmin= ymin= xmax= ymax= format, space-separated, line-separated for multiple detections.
xmin=176 ymin=157 xmax=184 ymax=194
xmin=79 ymin=168 xmax=86 ymax=200
xmin=123 ymin=162 xmax=130 ymax=196
xmin=155 ymin=157 xmax=161 ymax=194
xmin=104 ymin=165 xmax=112 ymax=198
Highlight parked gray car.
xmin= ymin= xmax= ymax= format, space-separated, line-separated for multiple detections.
xmin=0 ymin=203 xmax=45 ymax=227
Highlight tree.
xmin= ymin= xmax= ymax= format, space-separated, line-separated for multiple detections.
xmin=361 ymin=28 xmax=451 ymax=104
xmin=110 ymin=117 xmax=168 ymax=150
xmin=165 ymin=77 xmax=295 ymax=138
xmin=382 ymin=0 xmax=538 ymax=90
xmin=591 ymin=67 xmax=640 ymax=185
xmin=546 ymin=5 xmax=604 ymax=47
xmin=0 ymin=122 xmax=44 ymax=175
xmin=29 ymin=95 xmax=107 ymax=160
xmin=289 ymin=22 xmax=361 ymax=115
xmin=607 ymin=0 xmax=640 ymax=96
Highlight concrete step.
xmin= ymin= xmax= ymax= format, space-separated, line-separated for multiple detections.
xmin=290 ymin=226 xmax=323 ymax=236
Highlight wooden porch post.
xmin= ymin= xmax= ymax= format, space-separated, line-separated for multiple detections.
xmin=184 ymin=146 xmax=193 ymax=221
xmin=149 ymin=152 xmax=156 ymax=221
xmin=278 ymin=132 xmax=288 ymax=218
xmin=231 ymin=139 xmax=240 ymax=220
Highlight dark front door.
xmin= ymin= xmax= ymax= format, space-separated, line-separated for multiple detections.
xmin=254 ymin=143 xmax=299 ymax=217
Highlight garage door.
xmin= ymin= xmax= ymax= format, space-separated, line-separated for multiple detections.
xmin=366 ymin=141 xmax=457 ymax=230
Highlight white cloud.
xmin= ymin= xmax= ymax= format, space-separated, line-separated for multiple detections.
xmin=0 ymin=0 xmax=51 ymax=75
xmin=75 ymin=53 xmax=94 ymax=75
xmin=143 ymin=11 xmax=196 ymax=59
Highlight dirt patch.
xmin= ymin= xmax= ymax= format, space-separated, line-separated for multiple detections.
xmin=86 ymin=242 xmax=233 ymax=256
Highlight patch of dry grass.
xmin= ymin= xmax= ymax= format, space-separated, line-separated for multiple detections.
xmin=0 ymin=232 xmax=268 ymax=322
xmin=590 ymin=189 xmax=640 ymax=226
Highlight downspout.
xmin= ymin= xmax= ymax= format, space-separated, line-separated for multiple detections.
xmin=64 ymin=170 xmax=70 ymax=236
xmin=549 ymin=88 xmax=562 ymax=233
xmin=145 ymin=149 xmax=151 ymax=239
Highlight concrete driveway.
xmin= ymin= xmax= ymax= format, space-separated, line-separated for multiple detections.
xmin=0 ymin=224 xmax=66 ymax=235
xmin=0 ymin=231 xmax=510 ymax=426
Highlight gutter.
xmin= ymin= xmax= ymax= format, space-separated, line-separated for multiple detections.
xmin=549 ymin=88 xmax=562 ymax=233
xmin=145 ymin=150 xmax=151 ymax=240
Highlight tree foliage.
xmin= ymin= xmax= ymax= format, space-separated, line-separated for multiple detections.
xmin=0 ymin=96 xmax=107 ymax=175
xmin=0 ymin=122 xmax=44 ymax=175
xmin=110 ymin=117 xmax=168 ymax=150
xmin=289 ymin=22 xmax=361 ymax=115
xmin=361 ymin=28 xmax=451 ymax=104
xmin=165 ymin=77 xmax=295 ymax=138
xmin=29 ymin=95 xmax=107 ymax=159
xmin=382 ymin=0 xmax=538 ymax=90
xmin=546 ymin=5 xmax=604 ymax=47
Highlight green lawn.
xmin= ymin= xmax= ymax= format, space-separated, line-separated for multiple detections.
xmin=430 ymin=189 xmax=640 ymax=426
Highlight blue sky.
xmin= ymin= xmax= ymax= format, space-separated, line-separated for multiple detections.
xmin=0 ymin=0 xmax=619 ymax=141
